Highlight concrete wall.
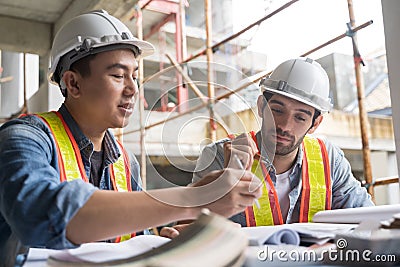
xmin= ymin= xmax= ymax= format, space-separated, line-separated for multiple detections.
xmin=1 ymin=52 xmax=23 ymax=117
xmin=382 ymin=0 xmax=400 ymax=179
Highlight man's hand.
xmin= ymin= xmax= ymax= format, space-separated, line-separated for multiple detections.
xmin=160 ymin=224 xmax=191 ymax=239
xmin=224 ymin=133 xmax=258 ymax=170
xmin=160 ymin=221 xmax=241 ymax=239
xmin=190 ymin=168 xmax=262 ymax=218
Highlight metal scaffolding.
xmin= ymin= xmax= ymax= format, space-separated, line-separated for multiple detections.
xmin=347 ymin=0 xmax=374 ymax=200
xmin=128 ymin=0 xmax=391 ymax=196
xmin=0 ymin=1 xmax=394 ymax=198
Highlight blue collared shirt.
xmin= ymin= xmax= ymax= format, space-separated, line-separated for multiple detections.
xmin=192 ymin=132 xmax=374 ymax=226
xmin=0 ymin=104 xmax=142 ymax=263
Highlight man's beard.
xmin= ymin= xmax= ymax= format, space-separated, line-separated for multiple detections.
xmin=264 ymin=128 xmax=305 ymax=156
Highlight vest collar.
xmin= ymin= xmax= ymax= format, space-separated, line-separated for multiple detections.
xmin=58 ymin=104 xmax=121 ymax=165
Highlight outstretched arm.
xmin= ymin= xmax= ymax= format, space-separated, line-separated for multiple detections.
xmin=66 ymin=168 xmax=262 ymax=244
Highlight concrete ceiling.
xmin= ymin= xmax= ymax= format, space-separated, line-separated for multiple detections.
xmin=0 ymin=0 xmax=168 ymax=56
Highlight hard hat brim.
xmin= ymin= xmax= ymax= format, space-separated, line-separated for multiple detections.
xmin=48 ymin=38 xmax=155 ymax=85
xmin=127 ymin=39 xmax=155 ymax=58
xmin=262 ymin=87 xmax=332 ymax=113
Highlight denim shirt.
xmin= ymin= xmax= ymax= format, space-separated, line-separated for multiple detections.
xmin=192 ymin=131 xmax=374 ymax=226
xmin=0 ymin=104 xmax=142 ymax=264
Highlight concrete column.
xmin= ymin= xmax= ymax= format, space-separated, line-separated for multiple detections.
xmin=381 ymin=0 xmax=400 ymax=178
xmin=1 ymin=52 xmax=23 ymax=117
xmin=371 ymin=151 xmax=399 ymax=205
xmin=387 ymin=152 xmax=400 ymax=204
xmin=28 ymin=54 xmax=63 ymax=113
xmin=28 ymin=54 xmax=49 ymax=113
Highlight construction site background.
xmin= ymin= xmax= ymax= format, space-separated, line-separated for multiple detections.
xmin=0 ymin=0 xmax=397 ymax=205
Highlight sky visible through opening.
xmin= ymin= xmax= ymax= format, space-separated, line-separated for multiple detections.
xmin=232 ymin=0 xmax=385 ymax=68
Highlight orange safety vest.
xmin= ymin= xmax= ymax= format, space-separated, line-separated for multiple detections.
xmin=230 ymin=131 xmax=331 ymax=226
xmin=36 ymin=111 xmax=135 ymax=242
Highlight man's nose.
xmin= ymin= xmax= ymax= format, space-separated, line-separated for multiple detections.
xmin=276 ymin=115 xmax=293 ymax=133
xmin=125 ymin=77 xmax=139 ymax=96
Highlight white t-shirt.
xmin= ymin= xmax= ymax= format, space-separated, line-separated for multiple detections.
xmin=275 ymin=168 xmax=292 ymax=223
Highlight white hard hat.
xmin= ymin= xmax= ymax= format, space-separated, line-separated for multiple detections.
xmin=48 ymin=10 xmax=155 ymax=86
xmin=260 ymin=57 xmax=332 ymax=112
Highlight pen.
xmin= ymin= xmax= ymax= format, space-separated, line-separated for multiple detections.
xmin=254 ymin=153 xmax=273 ymax=170
xmin=232 ymin=154 xmax=261 ymax=210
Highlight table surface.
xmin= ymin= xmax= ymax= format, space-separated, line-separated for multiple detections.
xmin=23 ymin=246 xmax=375 ymax=267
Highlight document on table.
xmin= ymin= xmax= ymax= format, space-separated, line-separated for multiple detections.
xmin=241 ymin=225 xmax=300 ymax=246
xmin=26 ymin=210 xmax=249 ymax=267
xmin=241 ymin=222 xmax=357 ymax=246
xmin=312 ymin=204 xmax=400 ymax=224
xmin=25 ymin=235 xmax=170 ymax=266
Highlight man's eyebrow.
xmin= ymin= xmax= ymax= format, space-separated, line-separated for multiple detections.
xmin=106 ymin=63 xmax=138 ymax=71
xmin=269 ymin=99 xmax=284 ymax=106
xmin=297 ymin=109 xmax=312 ymax=117
xmin=269 ymin=99 xmax=312 ymax=117
xmin=106 ymin=63 xmax=128 ymax=70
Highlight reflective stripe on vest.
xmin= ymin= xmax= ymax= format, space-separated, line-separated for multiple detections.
xmin=228 ymin=132 xmax=331 ymax=226
xmin=110 ymin=139 xmax=132 ymax=192
xmin=37 ymin=111 xmax=135 ymax=241
xmin=37 ymin=112 xmax=87 ymax=182
xmin=299 ymin=136 xmax=332 ymax=222
xmin=249 ymin=157 xmax=283 ymax=226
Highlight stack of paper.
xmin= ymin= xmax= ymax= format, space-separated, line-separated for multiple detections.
xmin=241 ymin=222 xmax=356 ymax=247
xmin=312 ymin=204 xmax=400 ymax=224
xmin=46 ymin=209 xmax=248 ymax=267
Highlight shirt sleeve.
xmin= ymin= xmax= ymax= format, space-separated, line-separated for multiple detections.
xmin=326 ymin=139 xmax=375 ymax=208
xmin=192 ymin=141 xmax=226 ymax=183
xmin=0 ymin=119 xmax=97 ymax=249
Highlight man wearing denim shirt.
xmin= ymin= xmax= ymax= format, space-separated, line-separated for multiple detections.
xmin=193 ymin=58 xmax=374 ymax=227
xmin=0 ymin=10 xmax=262 ymax=266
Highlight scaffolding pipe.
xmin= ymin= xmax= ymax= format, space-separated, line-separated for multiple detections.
xmin=140 ymin=0 xmax=154 ymax=10
xmin=183 ymin=0 xmax=299 ymax=64
xmin=142 ymin=19 xmax=372 ymax=85
xmin=205 ymin=0 xmax=216 ymax=141
xmin=136 ymin=7 xmax=147 ymax=189
xmin=166 ymin=53 xmax=207 ymax=103
xmin=175 ymin=0 xmax=188 ymax=112
xmin=123 ymin=75 xmax=261 ymax=135
xmin=179 ymin=0 xmax=187 ymax=60
xmin=22 ymin=53 xmax=27 ymax=114
xmin=347 ymin=0 xmax=374 ymax=199
xmin=127 ymin=21 xmax=373 ymax=135
xmin=372 ymin=176 xmax=399 ymax=187
xmin=0 ymin=76 xmax=13 ymax=83
xmin=300 ymin=20 xmax=373 ymax=57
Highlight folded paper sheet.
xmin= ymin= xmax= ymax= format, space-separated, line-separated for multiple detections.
xmin=241 ymin=225 xmax=300 ymax=246
xmin=312 ymin=204 xmax=400 ymax=224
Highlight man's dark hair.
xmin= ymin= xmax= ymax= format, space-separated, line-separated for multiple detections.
xmin=70 ymin=54 xmax=96 ymax=79
xmin=55 ymin=54 xmax=97 ymax=98
xmin=262 ymin=91 xmax=321 ymax=127
xmin=55 ymin=44 xmax=139 ymax=97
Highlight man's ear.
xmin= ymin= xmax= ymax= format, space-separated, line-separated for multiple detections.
xmin=62 ymin=70 xmax=81 ymax=98
xmin=257 ymin=95 xmax=265 ymax=117
xmin=308 ymin=115 xmax=323 ymax=134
